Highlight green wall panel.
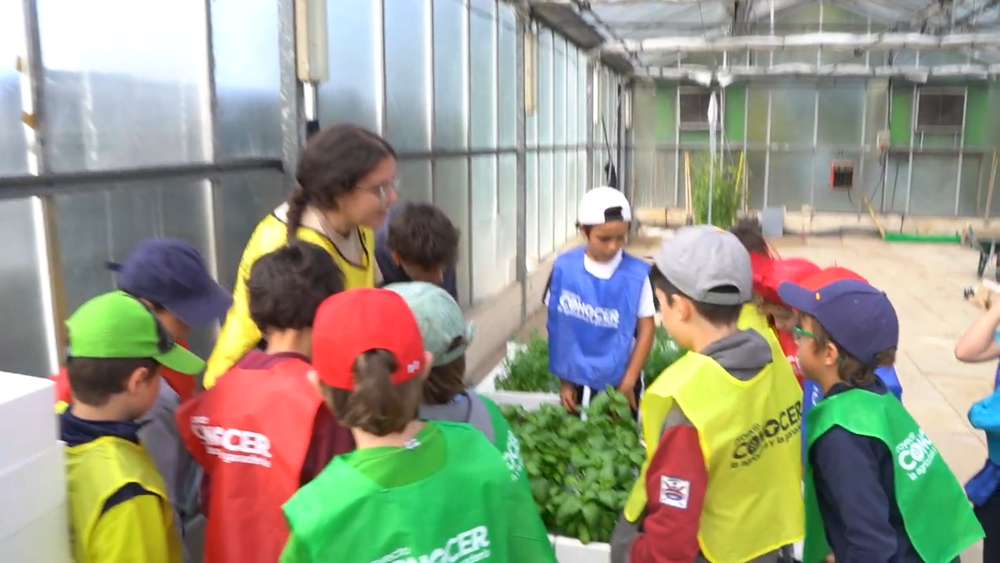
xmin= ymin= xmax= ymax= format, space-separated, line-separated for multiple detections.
xmin=725 ymin=85 xmax=746 ymax=142
xmin=965 ymin=83 xmax=988 ymax=147
xmin=889 ymin=83 xmax=912 ymax=147
xmin=655 ymin=86 xmax=676 ymax=143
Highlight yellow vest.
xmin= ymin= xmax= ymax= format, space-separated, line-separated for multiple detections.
xmin=204 ymin=213 xmax=375 ymax=387
xmin=66 ymin=437 xmax=182 ymax=563
xmin=625 ymin=351 xmax=805 ymax=563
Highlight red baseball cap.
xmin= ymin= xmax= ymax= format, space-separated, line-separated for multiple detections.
xmin=311 ymin=288 xmax=426 ymax=390
xmin=750 ymin=254 xmax=821 ymax=305
xmin=797 ymin=266 xmax=867 ymax=291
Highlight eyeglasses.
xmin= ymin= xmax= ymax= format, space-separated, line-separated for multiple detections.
xmin=362 ymin=178 xmax=399 ymax=206
xmin=792 ymin=326 xmax=816 ymax=342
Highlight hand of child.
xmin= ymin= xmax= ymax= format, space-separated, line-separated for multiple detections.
xmin=618 ymin=381 xmax=637 ymax=410
xmin=824 ymin=554 xmax=836 ymax=563
xmin=560 ymin=380 xmax=578 ymax=413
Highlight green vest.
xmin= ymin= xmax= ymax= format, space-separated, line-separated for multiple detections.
xmin=481 ymin=395 xmax=528 ymax=487
xmin=804 ymin=389 xmax=983 ymax=563
xmin=282 ymin=421 xmax=550 ymax=562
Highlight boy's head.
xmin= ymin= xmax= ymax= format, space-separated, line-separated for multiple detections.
xmin=769 ymin=266 xmax=868 ymax=333
xmin=777 ymin=278 xmax=898 ymax=388
xmin=111 ymin=238 xmax=232 ymax=341
xmin=650 ymin=226 xmax=752 ymax=350
xmin=387 ymin=202 xmax=460 ymax=285
xmin=247 ymin=241 xmax=344 ymax=346
xmin=729 ymin=216 xmax=772 ymax=257
xmin=65 ymin=291 xmax=206 ymax=419
xmin=577 ymin=186 xmax=631 ymax=263
xmin=385 ymin=281 xmax=475 ymax=405
xmin=310 ymin=288 xmax=432 ymax=437
xmin=751 ymin=256 xmax=821 ymax=332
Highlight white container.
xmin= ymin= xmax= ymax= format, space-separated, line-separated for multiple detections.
xmin=0 ymin=503 xmax=72 ymax=563
xmin=549 ymin=535 xmax=611 ymax=562
xmin=0 ymin=373 xmax=58 ymax=467
xmin=0 ymin=443 xmax=66 ymax=540
xmin=475 ymin=342 xmax=560 ymax=409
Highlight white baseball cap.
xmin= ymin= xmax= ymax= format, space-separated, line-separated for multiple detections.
xmin=577 ymin=186 xmax=632 ymax=226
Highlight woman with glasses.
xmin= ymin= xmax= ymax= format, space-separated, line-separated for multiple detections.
xmin=204 ymin=124 xmax=399 ymax=388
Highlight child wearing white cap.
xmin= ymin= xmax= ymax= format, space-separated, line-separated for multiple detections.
xmin=544 ymin=186 xmax=655 ymax=417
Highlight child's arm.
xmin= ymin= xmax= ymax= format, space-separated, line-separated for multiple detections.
xmin=955 ymin=305 xmax=1000 ymax=363
xmin=88 ymin=485 xmax=177 ymax=563
xmin=627 ymin=416 xmax=708 ymax=562
xmin=969 ymin=390 xmax=1000 ymax=432
xmin=811 ymin=428 xmax=897 ymax=561
xmin=619 ymin=279 xmax=657 ymax=404
xmin=504 ymin=483 xmax=557 ymax=562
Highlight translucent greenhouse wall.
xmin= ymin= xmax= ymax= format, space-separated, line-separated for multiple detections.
xmin=630 ymin=2 xmax=1000 ymax=218
xmin=0 ymin=0 xmax=625 ymax=377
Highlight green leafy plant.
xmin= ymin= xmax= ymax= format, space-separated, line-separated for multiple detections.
xmin=690 ymin=152 xmax=743 ymax=228
xmin=501 ymin=391 xmax=645 ymax=544
xmin=642 ymin=325 xmax=686 ymax=388
xmin=496 ymin=333 xmax=560 ymax=392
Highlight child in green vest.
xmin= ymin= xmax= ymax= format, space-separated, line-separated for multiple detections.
xmin=385 ymin=281 xmax=531 ymax=490
xmin=280 ymin=288 xmax=556 ymax=563
xmin=777 ymin=278 xmax=982 ymax=562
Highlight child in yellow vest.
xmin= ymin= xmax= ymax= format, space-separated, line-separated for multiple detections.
xmin=61 ymin=291 xmax=205 ymax=563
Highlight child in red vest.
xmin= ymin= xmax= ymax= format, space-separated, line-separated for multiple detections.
xmin=177 ymin=241 xmax=353 ymax=563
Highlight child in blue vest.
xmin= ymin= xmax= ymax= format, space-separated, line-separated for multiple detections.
xmin=955 ymin=302 xmax=1000 ymax=560
xmin=545 ymin=186 xmax=655 ymax=416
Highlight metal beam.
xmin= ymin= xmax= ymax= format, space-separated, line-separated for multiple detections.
xmin=604 ymin=32 xmax=1000 ymax=53
xmin=638 ymin=61 xmax=1000 ymax=81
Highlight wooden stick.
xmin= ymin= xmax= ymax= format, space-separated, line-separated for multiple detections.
xmin=684 ymin=151 xmax=693 ymax=220
xmin=986 ymin=149 xmax=998 ymax=221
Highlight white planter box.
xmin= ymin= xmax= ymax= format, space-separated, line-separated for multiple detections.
xmin=0 ymin=503 xmax=72 ymax=563
xmin=549 ymin=534 xmax=611 ymax=562
xmin=0 ymin=443 xmax=66 ymax=540
xmin=0 ymin=372 xmax=58 ymax=467
xmin=475 ymin=342 xmax=560 ymax=409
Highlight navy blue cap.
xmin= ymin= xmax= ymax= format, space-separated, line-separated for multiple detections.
xmin=108 ymin=238 xmax=233 ymax=328
xmin=777 ymin=278 xmax=899 ymax=368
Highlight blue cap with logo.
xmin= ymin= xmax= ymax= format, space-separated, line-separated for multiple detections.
xmin=777 ymin=278 xmax=899 ymax=368
xmin=109 ymin=238 xmax=233 ymax=328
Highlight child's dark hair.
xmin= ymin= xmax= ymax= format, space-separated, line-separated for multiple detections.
xmin=387 ymin=202 xmax=460 ymax=268
xmin=247 ymin=241 xmax=344 ymax=332
xmin=286 ymin=124 xmax=397 ymax=240
xmin=423 ymin=337 xmax=468 ymax=405
xmin=804 ymin=314 xmax=897 ymax=386
xmin=66 ymin=357 xmax=159 ymax=406
xmin=324 ymin=350 xmax=422 ymax=436
xmin=729 ymin=216 xmax=772 ymax=258
xmin=649 ymin=264 xmax=742 ymax=325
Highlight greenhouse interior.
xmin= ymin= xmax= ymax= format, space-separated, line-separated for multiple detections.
xmin=2 ymin=0 xmax=1000 ymax=381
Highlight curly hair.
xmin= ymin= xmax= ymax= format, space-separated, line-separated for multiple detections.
xmin=387 ymin=202 xmax=460 ymax=268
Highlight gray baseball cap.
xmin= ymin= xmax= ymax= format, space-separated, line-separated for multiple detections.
xmin=653 ymin=225 xmax=752 ymax=306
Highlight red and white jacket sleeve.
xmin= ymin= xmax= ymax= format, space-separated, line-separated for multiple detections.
xmin=629 ymin=423 xmax=708 ymax=563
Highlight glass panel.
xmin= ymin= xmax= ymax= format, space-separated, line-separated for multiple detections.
xmin=566 ymin=150 xmax=578 ymax=240
xmin=770 ymin=85 xmax=815 ymax=145
xmin=396 ymin=160 xmax=433 ymax=203
xmin=212 ymin=0 xmax=282 ymax=159
xmin=320 ymin=0 xmax=381 ymax=131
xmin=0 ymin=198 xmax=53 ymax=376
xmin=215 ymin=171 xmax=287 ymax=291
xmin=384 ymin=0 xmax=432 ymax=152
xmin=746 ymin=87 xmax=769 ymax=145
xmin=1 ymin=0 xmax=28 ymax=175
xmin=38 ymin=0 xmax=210 ymax=172
xmin=552 ymin=35 xmax=567 ymax=147
xmin=471 ymin=155 xmax=501 ymax=302
xmin=433 ymin=0 xmax=469 ymax=150
xmin=469 ymin=0 xmax=497 ymax=149
xmin=817 ymin=85 xmax=864 ymax=148
xmin=765 ymin=152 xmax=811 ymax=209
xmin=566 ymin=47 xmax=578 ymax=149
xmin=538 ymin=150 xmax=554 ymax=256
xmin=433 ymin=158 xmax=470 ymax=305
xmin=745 ymin=149 xmax=767 ymax=210
xmin=526 ymin=151 xmax=539 ymax=266
xmin=537 ymin=29 xmax=553 ymax=146
xmin=497 ymin=4 xmax=517 ymax=148
xmin=578 ymin=50 xmax=588 ymax=146
xmin=498 ymin=153 xmax=517 ymax=281
xmin=908 ymin=155 xmax=959 ymax=216
xmin=553 ymin=150 xmax=567 ymax=247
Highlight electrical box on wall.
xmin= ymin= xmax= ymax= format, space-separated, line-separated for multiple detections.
xmin=876 ymin=130 xmax=891 ymax=152
xmin=830 ymin=160 xmax=854 ymax=190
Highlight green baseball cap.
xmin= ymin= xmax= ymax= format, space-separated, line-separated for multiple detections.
xmin=66 ymin=290 xmax=206 ymax=375
xmin=385 ymin=282 xmax=474 ymax=367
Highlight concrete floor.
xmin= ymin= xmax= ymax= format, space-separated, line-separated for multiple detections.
xmin=475 ymin=235 xmax=994 ymax=560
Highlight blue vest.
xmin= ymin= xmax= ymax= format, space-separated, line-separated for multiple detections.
xmin=546 ymin=248 xmax=649 ymax=389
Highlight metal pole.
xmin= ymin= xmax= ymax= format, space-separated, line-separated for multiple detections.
xmin=515 ymin=7 xmax=528 ymax=324
xmin=277 ymin=0 xmax=305 ymax=189
xmin=200 ymin=0 xmax=220 ymax=307
xmin=954 ymin=85 xmax=968 ymax=216
xmin=904 ymin=80 xmax=917 ymax=215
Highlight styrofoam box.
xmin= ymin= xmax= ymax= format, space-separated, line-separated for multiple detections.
xmin=549 ymin=535 xmax=610 ymax=562
xmin=0 ymin=443 xmax=65 ymax=540
xmin=0 ymin=503 xmax=72 ymax=563
xmin=0 ymin=372 xmax=58 ymax=466
xmin=475 ymin=342 xmax=561 ymax=410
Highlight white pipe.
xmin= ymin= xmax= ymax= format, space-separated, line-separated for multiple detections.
xmin=605 ymin=33 xmax=1000 ymax=54
xmin=638 ymin=63 xmax=1000 ymax=81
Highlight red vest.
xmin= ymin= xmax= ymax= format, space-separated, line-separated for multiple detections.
xmin=176 ymin=357 xmax=324 ymax=563
xmin=777 ymin=329 xmax=804 ymax=388
xmin=51 ymin=340 xmax=197 ymax=404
